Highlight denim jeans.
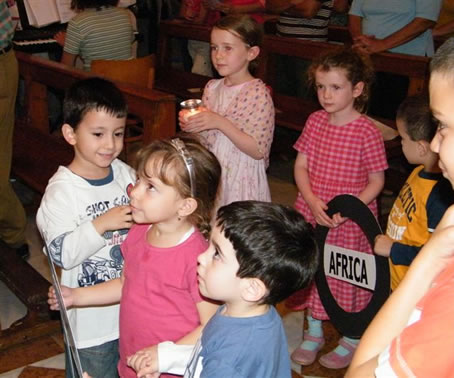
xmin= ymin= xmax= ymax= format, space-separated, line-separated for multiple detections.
xmin=65 ymin=339 xmax=119 ymax=378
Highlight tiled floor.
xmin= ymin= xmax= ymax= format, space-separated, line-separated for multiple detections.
xmin=0 ymin=149 xmax=389 ymax=377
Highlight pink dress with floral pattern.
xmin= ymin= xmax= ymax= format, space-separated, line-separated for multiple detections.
xmin=288 ymin=110 xmax=388 ymax=320
xmin=201 ymin=78 xmax=275 ymax=207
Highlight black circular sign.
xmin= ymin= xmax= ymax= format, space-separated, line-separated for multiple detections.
xmin=314 ymin=194 xmax=390 ymax=338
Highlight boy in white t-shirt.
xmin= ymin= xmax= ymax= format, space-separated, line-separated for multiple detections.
xmin=36 ymin=78 xmax=135 ymax=378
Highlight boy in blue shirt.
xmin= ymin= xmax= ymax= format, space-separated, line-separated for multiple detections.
xmin=127 ymin=200 xmax=319 ymax=378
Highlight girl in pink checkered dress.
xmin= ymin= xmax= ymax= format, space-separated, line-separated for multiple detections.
xmin=290 ymin=49 xmax=388 ymax=369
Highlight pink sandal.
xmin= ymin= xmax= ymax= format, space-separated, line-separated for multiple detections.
xmin=318 ymin=338 xmax=357 ymax=369
xmin=290 ymin=333 xmax=325 ymax=366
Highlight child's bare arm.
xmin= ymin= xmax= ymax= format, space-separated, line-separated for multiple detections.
xmin=357 ymin=171 xmax=385 ymax=206
xmin=176 ymin=300 xmax=219 ymax=344
xmin=92 ymin=205 xmax=133 ymax=235
xmin=37 ymin=186 xmax=131 ymax=269
xmin=373 ymin=235 xmax=393 ymax=256
xmin=181 ymin=110 xmax=265 ymax=160
xmin=294 ymin=152 xmax=335 ymax=227
xmin=48 ymin=274 xmax=124 ymax=309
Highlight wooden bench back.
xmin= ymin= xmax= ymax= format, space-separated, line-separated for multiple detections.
xmin=154 ymin=20 xmax=430 ymax=130
xmin=257 ymin=34 xmax=430 ymax=130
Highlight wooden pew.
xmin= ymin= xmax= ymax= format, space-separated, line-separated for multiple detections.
xmin=155 ymin=20 xmax=211 ymax=100
xmin=154 ymin=20 xmax=430 ymax=195
xmin=1 ymin=52 xmax=176 ymax=351
xmin=257 ymin=34 xmax=430 ymax=132
xmin=155 ymin=20 xmax=429 ymax=128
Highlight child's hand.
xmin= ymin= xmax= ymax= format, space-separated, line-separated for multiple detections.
xmin=307 ymin=195 xmax=336 ymax=228
xmin=332 ymin=212 xmax=348 ymax=227
xmin=54 ymin=31 xmax=66 ymax=47
xmin=92 ymin=205 xmax=132 ymax=235
xmin=179 ymin=110 xmax=223 ymax=133
xmin=127 ymin=345 xmax=159 ymax=377
xmin=374 ymin=235 xmax=393 ymax=257
xmin=48 ymin=285 xmax=74 ymax=310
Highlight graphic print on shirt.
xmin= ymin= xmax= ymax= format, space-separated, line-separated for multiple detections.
xmin=77 ymin=244 xmax=124 ymax=287
xmin=49 ymin=195 xmax=129 ymax=287
xmin=387 ymin=182 xmax=417 ymax=240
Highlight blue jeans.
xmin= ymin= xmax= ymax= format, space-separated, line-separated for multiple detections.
xmin=65 ymin=339 xmax=119 ymax=378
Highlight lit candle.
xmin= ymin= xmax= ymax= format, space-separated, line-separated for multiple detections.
xmin=180 ymin=99 xmax=203 ymax=121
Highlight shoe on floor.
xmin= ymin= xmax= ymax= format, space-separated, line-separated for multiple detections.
xmin=290 ymin=333 xmax=325 ymax=366
xmin=15 ymin=244 xmax=30 ymax=260
xmin=318 ymin=338 xmax=357 ymax=369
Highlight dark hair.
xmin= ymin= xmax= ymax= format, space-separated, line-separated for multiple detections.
xmin=134 ymin=134 xmax=221 ymax=238
xmin=216 ymin=201 xmax=318 ymax=305
xmin=396 ymin=95 xmax=436 ymax=142
xmin=71 ymin=0 xmax=118 ymax=10
xmin=63 ymin=78 xmax=127 ymax=130
xmin=431 ymin=37 xmax=454 ymax=77
xmin=308 ymin=48 xmax=374 ymax=112
xmin=213 ymin=15 xmax=263 ymax=73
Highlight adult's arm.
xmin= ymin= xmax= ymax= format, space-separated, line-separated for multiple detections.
xmin=346 ymin=205 xmax=454 ymax=377
xmin=267 ymin=0 xmax=321 ymax=18
xmin=348 ymin=14 xmax=363 ymax=39
xmin=176 ymin=300 xmax=219 ymax=344
xmin=333 ymin=0 xmax=349 ymax=13
xmin=433 ymin=20 xmax=454 ymax=37
xmin=61 ymin=51 xmax=77 ymax=67
xmin=353 ymin=17 xmax=436 ymax=54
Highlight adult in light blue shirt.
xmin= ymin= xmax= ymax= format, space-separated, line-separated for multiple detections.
xmin=349 ymin=0 xmax=442 ymax=57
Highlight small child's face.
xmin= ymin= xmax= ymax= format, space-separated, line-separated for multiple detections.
xmin=68 ymin=109 xmax=125 ymax=176
xmin=197 ymin=225 xmax=242 ymax=303
xmin=128 ymin=161 xmax=185 ymax=225
xmin=396 ymin=118 xmax=422 ymax=165
xmin=314 ymin=68 xmax=363 ymax=115
xmin=430 ymin=72 xmax=454 ymax=186
xmin=210 ymin=28 xmax=257 ymax=82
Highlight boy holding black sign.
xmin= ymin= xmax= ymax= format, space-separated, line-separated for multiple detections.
xmin=374 ymin=95 xmax=454 ymax=290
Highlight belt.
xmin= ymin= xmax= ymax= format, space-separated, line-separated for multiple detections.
xmin=0 ymin=43 xmax=12 ymax=55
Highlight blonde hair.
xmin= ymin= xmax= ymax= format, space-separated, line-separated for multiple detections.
xmin=134 ymin=135 xmax=221 ymax=238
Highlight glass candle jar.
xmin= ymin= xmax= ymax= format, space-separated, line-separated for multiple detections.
xmin=180 ymin=99 xmax=203 ymax=121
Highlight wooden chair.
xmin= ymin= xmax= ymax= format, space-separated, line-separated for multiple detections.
xmin=91 ymin=55 xmax=157 ymax=161
xmin=91 ymin=54 xmax=156 ymax=89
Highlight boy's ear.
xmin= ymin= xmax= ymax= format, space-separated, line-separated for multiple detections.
xmin=418 ymin=140 xmax=430 ymax=156
xmin=352 ymin=81 xmax=365 ymax=98
xmin=62 ymin=123 xmax=77 ymax=146
xmin=247 ymin=46 xmax=260 ymax=62
xmin=178 ymin=197 xmax=198 ymax=218
xmin=241 ymin=277 xmax=268 ymax=303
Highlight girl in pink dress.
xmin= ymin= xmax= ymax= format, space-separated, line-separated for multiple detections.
xmin=49 ymin=136 xmax=221 ymax=378
xmin=290 ymin=49 xmax=388 ymax=369
xmin=179 ymin=15 xmax=275 ymax=207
